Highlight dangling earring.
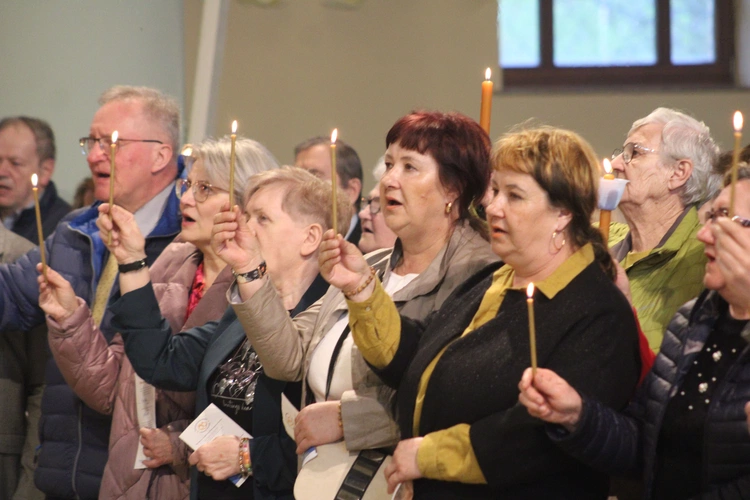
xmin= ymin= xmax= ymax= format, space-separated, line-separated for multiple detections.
xmin=552 ymin=230 xmax=566 ymax=253
xmin=445 ymin=201 xmax=453 ymax=214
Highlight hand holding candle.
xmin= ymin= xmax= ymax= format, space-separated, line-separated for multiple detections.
xmin=108 ymin=131 xmax=118 ymax=246
xmin=330 ymin=128 xmax=338 ymax=235
xmin=479 ymin=68 xmax=493 ymax=135
xmin=527 ymin=283 xmax=537 ymax=376
xmin=229 ymin=120 xmax=238 ymax=209
xmin=597 ymin=158 xmax=629 ymax=246
xmin=31 ymin=174 xmax=47 ymax=278
xmin=730 ymin=111 xmax=744 ymax=217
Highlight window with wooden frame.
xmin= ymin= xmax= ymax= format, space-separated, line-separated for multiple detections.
xmin=498 ymin=0 xmax=734 ymax=88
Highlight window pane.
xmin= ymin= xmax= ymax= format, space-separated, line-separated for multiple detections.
xmin=671 ymin=0 xmax=715 ymax=65
xmin=499 ymin=0 xmax=540 ymax=68
xmin=553 ymin=0 xmax=656 ymax=67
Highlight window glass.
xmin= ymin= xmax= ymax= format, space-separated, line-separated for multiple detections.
xmin=671 ymin=0 xmax=715 ymax=65
xmin=552 ymin=0 xmax=656 ymax=67
xmin=499 ymin=0 xmax=540 ymax=68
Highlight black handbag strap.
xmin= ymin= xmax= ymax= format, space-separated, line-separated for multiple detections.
xmin=334 ymin=449 xmax=388 ymax=500
xmin=325 ymin=324 xmax=351 ymax=401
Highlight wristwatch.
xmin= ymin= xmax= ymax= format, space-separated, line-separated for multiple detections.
xmin=232 ymin=261 xmax=267 ymax=284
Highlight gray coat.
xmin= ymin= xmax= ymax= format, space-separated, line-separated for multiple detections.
xmin=0 ymin=225 xmax=46 ymax=500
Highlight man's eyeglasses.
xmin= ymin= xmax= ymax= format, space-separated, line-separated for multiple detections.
xmin=175 ymin=179 xmax=227 ymax=203
xmin=704 ymin=207 xmax=750 ymax=228
xmin=79 ymin=136 xmax=164 ymax=156
xmin=611 ymin=142 xmax=659 ymax=165
xmin=362 ymin=196 xmax=381 ymax=215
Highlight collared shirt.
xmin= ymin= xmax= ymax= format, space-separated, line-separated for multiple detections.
xmin=348 ymin=244 xmax=595 ymax=484
xmin=133 ymin=182 xmax=173 ymax=237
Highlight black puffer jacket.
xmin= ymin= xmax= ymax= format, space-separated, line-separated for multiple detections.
xmin=553 ymin=289 xmax=750 ymax=499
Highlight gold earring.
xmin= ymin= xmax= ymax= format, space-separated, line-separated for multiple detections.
xmin=445 ymin=201 xmax=453 ymax=214
xmin=552 ymin=230 xmax=566 ymax=252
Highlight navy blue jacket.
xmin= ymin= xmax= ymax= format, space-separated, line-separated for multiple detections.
xmin=0 ymin=187 xmax=181 ymax=499
xmin=553 ymin=290 xmax=750 ymax=499
xmin=112 ymin=274 xmax=329 ymax=500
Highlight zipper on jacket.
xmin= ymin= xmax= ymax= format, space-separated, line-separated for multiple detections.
xmin=71 ymin=402 xmax=82 ymax=499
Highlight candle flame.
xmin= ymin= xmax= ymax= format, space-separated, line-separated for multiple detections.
xmin=111 ymin=130 xmax=118 ymax=143
xmin=734 ymin=111 xmax=744 ymax=133
xmin=231 ymin=120 xmax=238 ymax=134
xmin=485 ymin=67 xmax=492 ymax=80
xmin=331 ymin=128 xmax=338 ymax=144
xmin=31 ymin=173 xmax=38 ymax=187
xmin=526 ymin=283 xmax=535 ymax=299
xmin=603 ymin=158 xmax=612 ymax=175
xmin=180 ymin=144 xmax=193 ymax=157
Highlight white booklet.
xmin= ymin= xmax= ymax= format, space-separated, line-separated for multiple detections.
xmin=133 ymin=374 xmax=156 ymax=470
xmin=179 ymin=403 xmax=252 ymax=488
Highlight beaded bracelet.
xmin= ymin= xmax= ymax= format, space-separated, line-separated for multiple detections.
xmin=343 ymin=266 xmax=376 ymax=298
xmin=238 ymin=437 xmax=252 ymax=478
xmin=337 ymin=401 xmax=343 ymax=429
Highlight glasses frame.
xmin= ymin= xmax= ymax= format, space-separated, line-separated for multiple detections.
xmin=611 ymin=142 xmax=659 ymax=165
xmin=363 ymin=196 xmax=381 ymax=215
xmin=175 ymin=178 xmax=228 ymax=203
xmin=79 ymin=136 xmax=164 ymax=156
xmin=704 ymin=207 xmax=750 ymax=228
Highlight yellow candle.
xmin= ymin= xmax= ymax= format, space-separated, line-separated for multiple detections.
xmin=527 ymin=283 xmax=537 ymax=376
xmin=729 ymin=111 xmax=744 ymax=217
xmin=479 ymin=68 xmax=493 ymax=135
xmin=330 ymin=128 xmax=338 ymax=235
xmin=109 ymin=131 xmax=118 ymax=246
xmin=599 ymin=158 xmax=614 ymax=244
xmin=31 ymin=174 xmax=47 ymax=278
xmin=230 ymin=120 xmax=238 ymax=209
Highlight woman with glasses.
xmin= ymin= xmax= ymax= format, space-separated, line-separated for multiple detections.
xmin=107 ymin=167 xmax=344 ymax=500
xmin=358 ymin=158 xmax=397 ymax=254
xmin=35 ymin=137 xmax=276 ymax=499
xmin=606 ymin=107 xmax=722 ymax=353
xmin=519 ymin=166 xmax=750 ymax=499
xmin=222 ymin=112 xmax=498 ymax=495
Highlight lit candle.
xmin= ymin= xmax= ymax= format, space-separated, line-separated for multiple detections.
xmin=729 ymin=111 xmax=744 ymax=217
xmin=598 ymin=158 xmax=614 ymax=243
xmin=479 ymin=68 xmax=493 ymax=135
xmin=330 ymin=128 xmax=338 ymax=235
xmin=31 ymin=174 xmax=47 ymax=278
xmin=109 ymin=131 xmax=118 ymax=246
xmin=527 ymin=283 xmax=537 ymax=376
xmin=229 ymin=120 xmax=238 ymax=209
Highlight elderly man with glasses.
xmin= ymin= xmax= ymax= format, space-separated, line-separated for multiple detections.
xmin=0 ymin=85 xmax=183 ymax=499
xmin=607 ymin=107 xmax=722 ymax=353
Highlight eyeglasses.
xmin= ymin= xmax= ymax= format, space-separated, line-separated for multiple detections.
xmin=362 ymin=196 xmax=381 ymax=215
xmin=79 ymin=136 xmax=164 ymax=156
xmin=611 ymin=142 xmax=659 ymax=165
xmin=175 ymin=179 xmax=227 ymax=203
xmin=704 ymin=207 xmax=750 ymax=228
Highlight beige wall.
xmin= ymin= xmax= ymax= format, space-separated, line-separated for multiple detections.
xmin=185 ymin=0 xmax=750 ymax=192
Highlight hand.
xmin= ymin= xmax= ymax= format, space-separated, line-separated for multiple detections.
xmin=211 ymin=203 xmax=263 ymax=272
xmin=612 ymin=258 xmax=632 ymax=305
xmin=139 ymin=428 xmax=175 ymax=468
xmin=96 ymin=204 xmax=146 ymax=264
xmin=188 ymin=435 xmax=242 ymax=481
xmin=294 ymin=401 xmax=343 ymax=454
xmin=745 ymin=401 xmax=750 ymax=436
xmin=392 ymin=480 xmax=414 ymax=500
xmin=517 ymin=367 xmax=583 ymax=432
xmin=37 ymin=264 xmax=78 ymax=322
xmin=318 ymin=230 xmax=371 ymax=298
xmin=712 ymin=217 xmax=750 ymax=313
xmin=383 ymin=438 xmax=423 ymax=494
